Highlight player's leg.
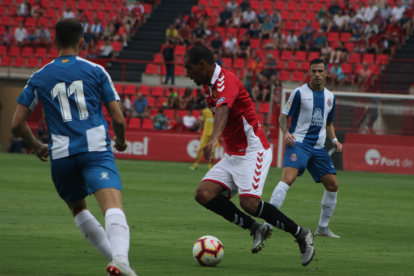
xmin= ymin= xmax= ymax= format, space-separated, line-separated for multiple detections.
xmin=51 ymin=156 xmax=113 ymax=261
xmin=306 ymin=148 xmax=339 ymax=238
xmin=191 ymin=135 xmax=209 ymax=170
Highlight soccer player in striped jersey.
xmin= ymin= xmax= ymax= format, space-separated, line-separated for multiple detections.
xmin=12 ymin=19 xmax=137 ymax=275
xmin=266 ymin=58 xmax=343 ymax=238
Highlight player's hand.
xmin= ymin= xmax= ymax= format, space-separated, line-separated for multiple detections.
xmin=113 ymin=136 xmax=128 ymax=152
xmin=35 ymin=143 xmax=49 ymax=162
xmin=283 ymin=132 xmax=296 ymax=147
xmin=333 ymin=140 xmax=343 ymax=153
xmin=203 ymin=139 xmax=217 ymax=163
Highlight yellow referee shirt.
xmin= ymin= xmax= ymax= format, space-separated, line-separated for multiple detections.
xmin=201 ymin=108 xmax=214 ymax=137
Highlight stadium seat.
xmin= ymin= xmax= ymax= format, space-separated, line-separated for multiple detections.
xmin=0 ymin=25 xmax=5 ymax=36
xmin=141 ymin=119 xmax=153 ymax=129
xmin=341 ymin=63 xmax=352 ymax=74
xmin=164 ymin=109 xmax=175 ymax=119
xmin=292 ymin=71 xmax=305 ymax=82
xmin=274 ymin=2 xmax=285 ymax=10
xmin=146 ymin=96 xmax=156 ymax=107
xmin=266 ymin=50 xmax=279 ymax=59
xmin=49 ymin=48 xmax=59 ymax=58
xmin=128 ymin=118 xmax=141 ymax=129
xmin=363 ymin=54 xmax=375 ymax=64
xmin=307 ymin=52 xmax=320 ymax=61
xmin=286 ymin=2 xmax=298 ymax=11
xmin=280 ymin=11 xmax=291 ymax=20
xmin=139 ymin=85 xmax=151 ymax=95
xmin=37 ymin=18 xmax=49 ymax=27
xmin=214 ymin=27 xmax=225 ymax=37
xmin=114 ymin=83 xmax=124 ymax=94
xmin=0 ymin=45 xmax=7 ymax=56
xmin=96 ymin=11 xmax=107 ymax=21
xmin=340 ymin=33 xmax=352 ymax=42
xmin=193 ymin=110 xmax=201 ymax=119
xmin=152 ymin=86 xmax=165 ymax=96
xmin=175 ymin=45 xmax=186 ymax=56
xmin=250 ymin=0 xmax=260 ymax=9
xmin=304 ymin=12 xmax=316 ymax=21
xmin=112 ymin=42 xmax=122 ymax=52
xmin=155 ymin=97 xmax=167 ymax=107
xmin=344 ymin=42 xmax=355 ymax=52
xmin=258 ymin=103 xmax=270 ymax=113
xmin=250 ymin=39 xmax=260 ymax=49
xmin=327 ymin=32 xmax=339 ymax=42
xmin=52 ymin=0 xmax=63 ymax=8
xmin=238 ymin=28 xmax=248 ymax=38
xmin=297 ymin=21 xmax=307 ymax=30
xmin=145 ymin=64 xmax=158 ymax=74
xmin=21 ymin=47 xmax=34 ymax=58
xmin=153 ymin=54 xmax=162 ymax=63
xmin=77 ymin=1 xmax=89 ymax=10
xmin=124 ymin=85 xmax=137 ymax=95
xmin=25 ymin=17 xmax=36 ymax=28
xmin=13 ymin=57 xmax=26 ymax=67
xmin=143 ymin=3 xmax=152 ymax=13
xmin=103 ymin=2 xmax=114 ymax=11
xmin=299 ymin=2 xmax=311 ymax=12
xmin=255 ymin=49 xmax=266 ymax=59
xmin=227 ymin=28 xmax=238 ymax=37
xmin=149 ymin=108 xmax=159 ymax=117
xmin=311 ymin=22 xmax=321 ymax=30
xmin=66 ymin=0 xmax=76 ymax=8
xmin=276 ymin=61 xmax=285 ymax=70
xmin=233 ymin=58 xmax=245 ymax=69
xmin=90 ymin=2 xmax=101 ymax=10
xmin=261 ymin=1 xmax=273 ymax=10
xmin=175 ymin=66 xmax=184 ymax=76
xmin=221 ymin=58 xmax=232 ymax=68
xmin=26 ymin=58 xmax=39 ymax=68
xmin=301 ymin=62 xmax=310 ymax=71
xmin=45 ymin=9 xmax=57 ymax=18
xmin=370 ymin=65 xmax=381 ymax=75
xmin=205 ymin=7 xmax=215 ymax=17
xmin=294 ymin=51 xmax=307 ymax=61
xmin=0 ymin=16 xmax=12 ymax=25
xmin=348 ymin=53 xmax=361 ymax=63
xmin=9 ymin=46 xmax=21 ymax=56
xmin=0 ymin=56 xmax=11 ymax=66
xmin=40 ymin=58 xmax=52 ymax=67
xmin=176 ymin=110 xmax=187 ymax=118
xmin=279 ymin=71 xmax=291 ymax=81
xmin=291 ymin=12 xmax=303 ymax=21
xmin=312 ymin=3 xmax=324 ymax=12
xmin=284 ymin=21 xmax=295 ymax=31
xmin=287 ymin=61 xmax=299 ymax=71
xmin=280 ymin=51 xmax=293 ymax=61
xmin=376 ymin=54 xmax=388 ymax=64
xmin=13 ymin=16 xmax=24 ymax=26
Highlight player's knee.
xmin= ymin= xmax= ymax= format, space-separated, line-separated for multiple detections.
xmin=68 ymin=203 xmax=87 ymax=217
xmin=194 ymin=186 xmax=213 ymax=206
xmin=283 ymin=175 xmax=296 ymax=185
xmin=240 ymin=197 xmax=259 ymax=216
xmin=325 ymin=180 xmax=339 ymax=192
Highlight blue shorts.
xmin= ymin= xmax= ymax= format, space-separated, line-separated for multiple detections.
xmin=51 ymin=151 xmax=122 ymax=203
xmin=283 ymin=142 xmax=336 ymax=183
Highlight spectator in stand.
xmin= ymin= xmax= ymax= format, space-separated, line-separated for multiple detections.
xmin=263 ymin=54 xmax=277 ymax=81
xmin=83 ymin=26 xmax=95 ymax=47
xmin=302 ymin=20 xmax=315 ymax=40
xmin=270 ymin=10 xmax=282 ymax=31
xmin=371 ymin=11 xmax=387 ymax=33
xmin=399 ymin=12 xmax=412 ymax=39
xmin=284 ymin=30 xmax=298 ymax=51
xmin=259 ymin=17 xmax=274 ymax=42
xmin=392 ymin=1 xmax=406 ymax=22
xmin=356 ymin=1 xmax=367 ymax=20
xmin=210 ymin=32 xmax=223 ymax=56
xmin=113 ymin=21 xmax=129 ymax=47
xmin=36 ymin=24 xmax=51 ymax=44
xmin=313 ymin=30 xmax=327 ymax=52
xmin=345 ymin=64 xmax=358 ymax=91
xmin=124 ymin=11 xmax=137 ymax=33
xmin=348 ymin=9 xmax=364 ymax=30
xmin=174 ymin=14 xmax=185 ymax=29
xmin=27 ymin=29 xmax=37 ymax=44
xmin=91 ymin=18 xmax=104 ymax=39
xmin=364 ymin=1 xmax=379 ymax=22
xmin=329 ymin=62 xmax=345 ymax=90
xmin=387 ymin=20 xmax=403 ymax=45
xmin=14 ymin=21 xmax=28 ymax=46
xmin=244 ymin=56 xmax=263 ymax=83
xmin=195 ymin=4 xmax=208 ymax=21
xmin=81 ymin=16 xmax=90 ymax=34
xmin=31 ymin=0 xmax=43 ymax=18
xmin=351 ymin=18 xmax=365 ymax=40
xmin=328 ymin=9 xmax=349 ymax=33
xmin=224 ymin=32 xmax=238 ymax=56
xmin=132 ymin=0 xmax=144 ymax=26
xmin=62 ymin=6 xmax=76 ymax=19
xmin=192 ymin=23 xmax=206 ymax=45
xmin=329 ymin=41 xmax=349 ymax=63
xmin=272 ymin=78 xmax=283 ymax=106
xmin=167 ymin=87 xmax=179 ymax=108
xmin=320 ymin=41 xmax=332 ymax=59
xmin=366 ymin=31 xmax=380 ymax=53
xmin=380 ymin=33 xmax=396 ymax=54
xmin=381 ymin=1 xmax=393 ymax=23
xmin=192 ymin=89 xmax=206 ymax=110
xmin=2 ymin=26 xmax=14 ymax=45
xmin=358 ymin=62 xmax=372 ymax=87
xmin=187 ymin=13 xmax=198 ymax=29
xmin=364 ymin=21 xmax=379 ymax=36
xmin=183 ymin=110 xmax=197 ymax=130
xmin=172 ymin=117 xmax=188 ymax=131
xmin=239 ymin=0 xmax=251 ymax=12
xmin=103 ymin=22 xmax=116 ymax=41
xmin=246 ymin=17 xmax=261 ymax=38
xmin=228 ymin=6 xmax=244 ymax=28
xmin=177 ymin=24 xmax=191 ymax=46
xmin=17 ymin=0 xmax=31 ymax=16
xmin=84 ymin=38 xmax=99 ymax=58
xmin=119 ymin=0 xmax=131 ymax=16
xmin=98 ymin=39 xmax=113 ymax=58
xmin=328 ymin=0 xmax=341 ymax=17
xmin=235 ymin=34 xmax=251 ymax=59
xmin=180 ymin=88 xmax=194 ymax=109
xmin=166 ymin=24 xmax=178 ymax=44
xmin=227 ymin=0 xmax=239 ymax=12
xmin=341 ymin=0 xmax=355 ymax=15
xmin=152 ymin=109 xmax=168 ymax=130
xmin=252 ymin=76 xmax=271 ymax=102
xmin=270 ymin=29 xmax=285 ymax=50
xmin=162 ymin=40 xmax=175 ymax=85
xmin=217 ymin=5 xmax=233 ymax=27
xmin=242 ymin=6 xmax=256 ymax=28
xmin=319 ymin=14 xmax=331 ymax=31
xmin=257 ymin=9 xmax=268 ymax=23
xmin=132 ymin=92 xmax=149 ymax=118
xmin=297 ymin=30 xmax=312 ymax=52
xmin=119 ymin=94 xmax=131 ymax=118
xmin=354 ymin=33 xmax=368 ymax=53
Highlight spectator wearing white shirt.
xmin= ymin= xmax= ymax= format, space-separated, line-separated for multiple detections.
xmin=91 ymin=18 xmax=104 ymax=38
xmin=242 ymin=6 xmax=256 ymax=28
xmin=81 ymin=16 xmax=90 ymax=33
xmin=183 ymin=110 xmax=197 ymax=130
xmin=392 ymin=1 xmax=406 ymax=22
xmin=283 ymin=30 xmax=298 ymax=50
xmin=364 ymin=1 xmax=379 ymax=22
xmin=364 ymin=21 xmax=379 ymax=36
xmin=36 ymin=24 xmax=51 ymax=43
xmin=227 ymin=0 xmax=239 ymax=12
xmin=329 ymin=9 xmax=350 ymax=32
xmin=14 ymin=21 xmax=28 ymax=45
xmin=62 ymin=6 xmax=76 ymax=19
xmin=224 ymin=32 xmax=238 ymax=56
xmin=99 ymin=39 xmax=113 ymax=58
xmin=380 ymin=1 xmax=393 ymax=22
xmin=17 ymin=0 xmax=31 ymax=16
xmin=356 ymin=1 xmax=367 ymax=20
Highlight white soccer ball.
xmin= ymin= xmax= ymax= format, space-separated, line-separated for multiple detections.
xmin=193 ymin=235 xmax=224 ymax=266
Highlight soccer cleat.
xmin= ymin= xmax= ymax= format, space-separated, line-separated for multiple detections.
xmin=250 ymin=224 xmax=273 ymax=253
xmin=315 ymin=227 xmax=340 ymax=238
xmin=107 ymin=259 xmax=138 ymax=276
xmin=190 ymin=166 xmax=197 ymax=170
xmin=295 ymin=228 xmax=315 ymax=266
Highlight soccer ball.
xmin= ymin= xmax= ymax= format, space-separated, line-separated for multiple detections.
xmin=192 ymin=235 xmax=224 ymax=266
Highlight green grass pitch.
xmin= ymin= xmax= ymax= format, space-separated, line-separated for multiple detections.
xmin=0 ymin=153 xmax=413 ymax=276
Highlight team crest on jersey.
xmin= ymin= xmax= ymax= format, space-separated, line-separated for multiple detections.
xmin=290 ymin=154 xmax=297 ymax=162
xmin=216 ymin=97 xmax=226 ymax=106
xmin=283 ymin=101 xmax=291 ymax=113
xmin=311 ymin=108 xmax=323 ymax=126
xmin=327 ymin=98 xmax=332 ymax=107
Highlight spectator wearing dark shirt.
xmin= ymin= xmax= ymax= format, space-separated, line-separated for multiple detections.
xmin=313 ymin=30 xmax=327 ymax=51
xmin=172 ymin=117 xmax=188 ymax=131
xmin=371 ymin=11 xmax=387 ymax=33
xmin=252 ymin=76 xmax=271 ymax=102
xmin=399 ymin=12 xmax=412 ymax=38
xmin=210 ymin=32 xmax=223 ymax=55
xmin=262 ymin=54 xmax=277 ymax=81
xmin=298 ymin=30 xmax=312 ymax=52
xmin=152 ymin=109 xmax=168 ymax=130
xmin=192 ymin=24 xmax=206 ymax=45
xmin=83 ymin=26 xmax=95 ymax=46
xmin=192 ymin=90 xmax=207 ymax=110
xmin=177 ymin=23 xmax=191 ymax=46
xmin=162 ymin=40 xmax=175 ymax=85
xmin=259 ymin=17 xmax=274 ymax=41
xmin=239 ymin=0 xmax=251 ymax=12
xmin=234 ymin=34 xmax=251 ymax=59
xmin=257 ymin=9 xmax=268 ymax=23
xmin=217 ymin=5 xmax=232 ymax=26
xmin=328 ymin=0 xmax=341 ymax=17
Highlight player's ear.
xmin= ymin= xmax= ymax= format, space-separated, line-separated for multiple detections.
xmin=53 ymin=38 xmax=58 ymax=50
xmin=199 ymin=59 xmax=207 ymax=69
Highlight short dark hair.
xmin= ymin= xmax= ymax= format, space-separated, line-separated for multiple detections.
xmin=55 ymin=18 xmax=83 ymax=49
xmin=310 ymin=58 xmax=326 ymax=70
xmin=184 ymin=45 xmax=215 ymax=66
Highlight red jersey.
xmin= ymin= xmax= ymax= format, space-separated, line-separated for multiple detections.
xmin=202 ymin=65 xmax=270 ymax=156
xmin=387 ymin=25 xmax=402 ymax=39
xmin=195 ymin=10 xmax=208 ymax=19
xmin=120 ymin=5 xmax=130 ymax=16
xmin=133 ymin=5 xmax=144 ymax=17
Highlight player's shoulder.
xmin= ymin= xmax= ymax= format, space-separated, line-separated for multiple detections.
xmin=27 ymin=59 xmax=56 ymax=83
xmin=323 ymin=87 xmax=335 ymax=98
xmin=290 ymin=83 xmax=310 ymax=98
xmin=75 ymin=56 xmax=110 ymax=77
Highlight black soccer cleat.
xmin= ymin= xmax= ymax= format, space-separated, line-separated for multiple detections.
xmin=251 ymin=224 xmax=273 ymax=253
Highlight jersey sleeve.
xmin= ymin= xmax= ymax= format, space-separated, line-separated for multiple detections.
xmin=215 ymin=75 xmax=239 ymax=109
xmin=282 ymin=90 xmax=301 ymax=117
xmin=327 ymin=96 xmax=336 ymax=122
xmin=99 ymin=66 xmax=120 ymax=104
xmin=16 ymin=76 xmax=39 ymax=111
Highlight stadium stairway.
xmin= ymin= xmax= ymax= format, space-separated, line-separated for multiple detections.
xmin=107 ymin=0 xmax=198 ymax=82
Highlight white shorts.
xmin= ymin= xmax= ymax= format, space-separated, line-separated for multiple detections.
xmin=202 ymin=148 xmax=272 ymax=199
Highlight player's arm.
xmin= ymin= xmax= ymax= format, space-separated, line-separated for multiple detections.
xmin=105 ymin=100 xmax=127 ymax=152
xmin=326 ymin=121 xmax=342 ymax=153
xmin=12 ymin=104 xmax=49 ymax=162
xmin=203 ymin=105 xmax=229 ymax=162
xmin=279 ymin=114 xmax=295 ymax=147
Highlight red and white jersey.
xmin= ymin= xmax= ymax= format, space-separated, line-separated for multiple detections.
xmin=202 ymin=64 xmax=270 ymax=156
xmin=119 ymin=5 xmax=130 ymax=16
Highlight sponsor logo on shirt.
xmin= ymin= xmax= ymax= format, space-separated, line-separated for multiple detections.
xmin=283 ymin=101 xmax=291 ymax=113
xmin=216 ymin=97 xmax=226 ymax=106
xmin=62 ymin=59 xmax=69 ymax=63
xmin=327 ymin=98 xmax=332 ymax=107
xmin=290 ymin=154 xmax=297 ymax=162
xmin=311 ymin=108 xmax=324 ymax=126
xmin=100 ymin=172 xmax=109 ymax=179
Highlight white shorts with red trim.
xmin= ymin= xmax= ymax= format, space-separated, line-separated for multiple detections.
xmin=202 ymin=148 xmax=272 ymax=199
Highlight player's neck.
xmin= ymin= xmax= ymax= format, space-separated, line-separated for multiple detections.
xmin=58 ymin=48 xmax=79 ymax=57
xmin=308 ymin=82 xmax=324 ymax=92
xmin=206 ymin=64 xmax=217 ymax=87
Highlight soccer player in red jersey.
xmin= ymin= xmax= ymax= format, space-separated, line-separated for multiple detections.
xmin=184 ymin=45 xmax=316 ymax=266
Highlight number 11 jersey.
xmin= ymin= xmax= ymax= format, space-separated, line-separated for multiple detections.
xmin=17 ymin=55 xmax=120 ymax=160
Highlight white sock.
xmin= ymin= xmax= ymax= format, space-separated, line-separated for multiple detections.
xmin=319 ymin=190 xmax=338 ymax=228
xmin=105 ymin=208 xmax=130 ymax=266
xmin=269 ymin=181 xmax=290 ymax=209
xmin=74 ymin=210 xmax=112 ymax=260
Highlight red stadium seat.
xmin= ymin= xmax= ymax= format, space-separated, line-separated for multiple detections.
xmin=90 ymin=2 xmax=102 ymax=10
xmin=49 ymin=48 xmax=59 ymax=58
xmin=37 ymin=18 xmax=49 ymax=27
xmin=0 ymin=16 xmax=12 ymax=25
xmin=45 ymin=9 xmax=57 ymax=18
xmin=144 ymin=64 xmax=158 ymax=74
xmin=250 ymin=0 xmax=260 ymax=10
xmin=274 ymin=2 xmax=285 ymax=10
xmin=261 ymin=39 xmax=272 ymax=48
xmin=344 ymin=42 xmax=355 ymax=52
xmin=152 ymin=86 xmax=165 ymax=96
xmin=276 ymin=61 xmax=285 ymax=70
xmin=164 ymin=109 xmax=175 ymax=119
xmin=267 ymin=50 xmax=279 ymax=59
xmin=0 ymin=45 xmax=7 ymax=56
xmin=205 ymin=7 xmax=215 ymax=17
xmin=233 ymin=58 xmax=245 ymax=69
xmin=114 ymin=84 xmax=124 ymax=94
xmin=258 ymin=103 xmax=270 ymax=113
xmin=369 ymin=65 xmax=380 ymax=75
xmin=291 ymin=12 xmax=303 ymax=21
xmin=312 ymin=3 xmax=324 ymax=12
xmin=376 ymin=54 xmax=388 ymax=64
xmin=128 ymin=118 xmax=141 ymax=129
xmin=2 ymin=0 xmax=13 ymax=5
xmin=348 ymin=53 xmax=361 ymax=63
xmin=307 ymin=52 xmax=320 ymax=61
xmin=175 ymin=45 xmax=186 ymax=56
xmin=227 ymin=28 xmax=238 ymax=37
xmin=279 ymin=71 xmax=291 ymax=81
xmin=103 ymin=2 xmax=114 ymax=11
xmin=175 ymin=66 xmax=184 ymax=76
xmin=13 ymin=16 xmax=24 ymax=26
xmin=304 ymin=12 xmax=316 ymax=21
xmin=52 ymin=0 xmax=63 ymax=8
xmin=96 ymin=11 xmax=107 ymax=21
xmin=311 ymin=22 xmax=320 ymax=30
xmin=294 ymin=51 xmax=307 ymax=61
xmin=141 ymin=119 xmax=153 ymax=129
xmin=255 ymin=49 xmax=266 ymax=59
xmin=0 ymin=25 xmax=5 ymax=36
xmin=211 ymin=0 xmax=222 ymax=8
xmin=214 ymin=27 xmax=225 ymax=37
xmin=155 ymin=97 xmax=166 ymax=107
xmin=77 ymin=1 xmax=89 ymax=10
xmin=9 ymin=46 xmax=21 ymax=56
xmin=25 ymin=17 xmax=36 ymax=27
xmin=0 ymin=6 xmax=5 ymax=15
xmin=124 ymin=85 xmax=137 ymax=95
xmin=27 ymin=58 xmax=39 ymax=68
xmin=7 ymin=6 xmax=16 ymax=15
xmin=41 ymin=0 xmax=51 ymax=7
xmin=21 ymin=47 xmax=34 ymax=57
xmin=256 ymin=113 xmax=264 ymax=123
xmin=221 ymin=58 xmax=232 ymax=67
xmin=84 ymin=11 xmax=94 ymax=20
xmin=250 ymin=39 xmax=260 ymax=49
xmin=341 ymin=63 xmax=352 ymax=74
xmin=280 ymin=51 xmax=293 ymax=61
xmin=40 ymin=58 xmax=52 ymax=67
xmin=300 ymin=62 xmax=310 ymax=71
xmin=261 ymin=1 xmax=273 ymax=10
xmin=153 ymin=54 xmax=162 ymax=63
xmin=176 ymin=110 xmax=187 ymax=118
xmin=327 ymin=32 xmax=339 ymax=42
xmin=238 ymin=28 xmax=248 ymax=38
xmin=362 ymin=54 xmax=375 ymax=64
xmin=1 ymin=56 xmax=11 ymax=66
xmin=286 ymin=2 xmax=298 ymax=11
xmin=112 ymin=42 xmax=122 ymax=52
xmin=138 ymin=85 xmax=151 ymax=95
xmin=143 ymin=4 xmax=152 ymax=13
xmin=340 ymin=32 xmax=352 ymax=42
xmin=287 ymin=61 xmax=299 ymax=71
xmin=284 ymin=21 xmax=295 ymax=31
xmin=280 ymin=11 xmax=291 ymax=20
xmin=146 ymin=96 xmax=156 ymax=106
xmin=292 ymin=71 xmax=305 ymax=82
xmin=297 ymin=21 xmax=307 ymax=30
xmin=13 ymin=57 xmax=26 ymax=67
xmin=299 ymin=2 xmax=310 ymax=12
